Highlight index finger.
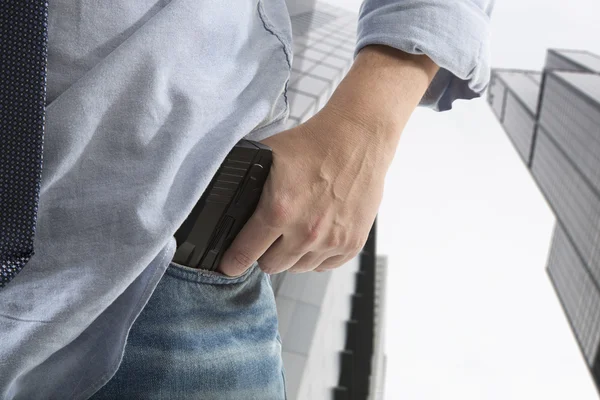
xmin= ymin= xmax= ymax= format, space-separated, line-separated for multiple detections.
xmin=217 ymin=207 xmax=281 ymax=277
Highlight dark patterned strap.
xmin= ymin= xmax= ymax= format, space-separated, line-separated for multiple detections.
xmin=0 ymin=1 xmax=49 ymax=287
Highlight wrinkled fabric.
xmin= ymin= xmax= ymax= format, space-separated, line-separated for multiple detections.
xmin=0 ymin=0 xmax=492 ymax=398
xmin=0 ymin=1 xmax=291 ymax=399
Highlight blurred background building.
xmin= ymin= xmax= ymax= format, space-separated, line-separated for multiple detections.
xmin=268 ymin=1 xmax=388 ymax=399
xmin=488 ymin=49 xmax=600 ymax=392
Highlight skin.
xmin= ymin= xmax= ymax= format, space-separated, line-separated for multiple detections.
xmin=217 ymin=44 xmax=440 ymax=277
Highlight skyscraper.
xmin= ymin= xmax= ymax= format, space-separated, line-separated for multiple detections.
xmin=488 ymin=49 xmax=600 ymax=391
xmin=272 ymin=2 xmax=387 ymax=399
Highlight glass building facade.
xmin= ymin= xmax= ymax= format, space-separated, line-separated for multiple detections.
xmin=273 ymin=2 xmax=387 ymax=399
xmin=488 ymin=49 xmax=600 ymax=391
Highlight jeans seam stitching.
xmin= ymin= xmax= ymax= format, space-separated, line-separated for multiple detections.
xmin=165 ymin=261 xmax=258 ymax=285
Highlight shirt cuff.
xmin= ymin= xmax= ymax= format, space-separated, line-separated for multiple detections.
xmin=355 ymin=0 xmax=493 ymax=111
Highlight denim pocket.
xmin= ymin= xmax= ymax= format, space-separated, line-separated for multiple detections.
xmin=165 ymin=260 xmax=259 ymax=285
xmin=93 ymin=258 xmax=286 ymax=399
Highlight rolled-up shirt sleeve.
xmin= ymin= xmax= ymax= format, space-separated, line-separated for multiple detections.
xmin=355 ymin=0 xmax=494 ymax=111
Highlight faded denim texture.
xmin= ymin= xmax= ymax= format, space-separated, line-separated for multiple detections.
xmin=89 ymin=261 xmax=286 ymax=399
xmin=0 ymin=0 xmax=493 ymax=398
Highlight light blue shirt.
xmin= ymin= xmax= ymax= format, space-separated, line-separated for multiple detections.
xmin=0 ymin=0 xmax=493 ymax=398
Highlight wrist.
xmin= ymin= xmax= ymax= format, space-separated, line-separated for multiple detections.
xmin=319 ymin=45 xmax=439 ymax=158
xmin=305 ymin=102 xmax=397 ymax=172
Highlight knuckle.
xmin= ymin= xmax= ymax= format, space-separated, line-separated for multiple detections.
xmin=232 ymin=250 xmax=254 ymax=269
xmin=320 ymin=259 xmax=341 ymax=270
xmin=347 ymin=237 xmax=364 ymax=255
xmin=299 ymin=215 xmax=326 ymax=249
xmin=325 ymin=233 xmax=341 ymax=249
xmin=294 ymin=258 xmax=317 ymax=273
xmin=301 ymin=224 xmax=321 ymax=247
xmin=263 ymin=197 xmax=293 ymax=227
xmin=292 ymin=253 xmax=316 ymax=272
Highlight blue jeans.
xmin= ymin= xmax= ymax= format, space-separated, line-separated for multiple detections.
xmin=90 ymin=261 xmax=287 ymax=400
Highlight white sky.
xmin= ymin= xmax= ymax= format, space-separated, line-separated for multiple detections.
xmin=323 ymin=0 xmax=600 ymax=398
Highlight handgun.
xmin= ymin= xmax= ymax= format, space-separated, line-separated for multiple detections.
xmin=173 ymin=140 xmax=272 ymax=271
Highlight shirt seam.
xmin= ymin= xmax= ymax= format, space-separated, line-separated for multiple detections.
xmin=256 ymin=0 xmax=292 ymax=112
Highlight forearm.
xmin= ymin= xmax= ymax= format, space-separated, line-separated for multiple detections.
xmin=355 ymin=0 xmax=494 ymax=111
xmin=321 ymin=45 xmax=439 ymax=164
